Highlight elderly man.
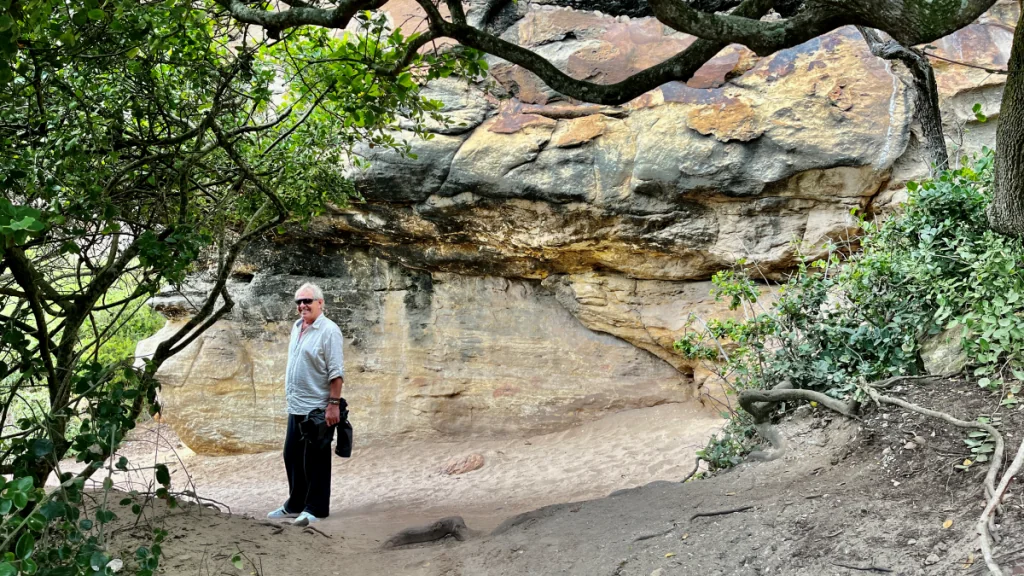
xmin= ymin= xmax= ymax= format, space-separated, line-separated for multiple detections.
xmin=267 ymin=282 xmax=344 ymax=526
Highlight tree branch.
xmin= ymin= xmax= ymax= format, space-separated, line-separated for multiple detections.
xmin=212 ymin=0 xmax=388 ymax=38
xmin=428 ymin=0 xmax=772 ymax=105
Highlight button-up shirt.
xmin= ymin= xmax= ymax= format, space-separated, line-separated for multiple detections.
xmin=285 ymin=314 xmax=344 ymax=416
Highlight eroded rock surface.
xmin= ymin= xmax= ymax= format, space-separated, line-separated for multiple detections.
xmin=139 ymin=247 xmax=692 ymax=454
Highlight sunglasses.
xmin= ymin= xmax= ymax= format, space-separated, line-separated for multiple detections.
xmin=295 ymin=298 xmax=317 ymax=306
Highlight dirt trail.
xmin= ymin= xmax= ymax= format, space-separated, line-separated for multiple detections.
xmin=93 ymin=378 xmax=1024 ymax=575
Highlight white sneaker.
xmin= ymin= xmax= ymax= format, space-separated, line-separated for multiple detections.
xmin=267 ymin=506 xmax=299 ymax=520
xmin=292 ymin=511 xmax=322 ymax=526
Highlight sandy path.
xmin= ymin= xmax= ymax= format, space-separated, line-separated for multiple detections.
xmin=119 ymin=402 xmax=723 ymax=545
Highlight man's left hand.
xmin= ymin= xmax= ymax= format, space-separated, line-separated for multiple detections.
xmin=326 ymin=403 xmax=341 ymax=427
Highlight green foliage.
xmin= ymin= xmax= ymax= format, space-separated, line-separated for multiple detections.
xmin=0 ymin=469 xmax=170 ymax=576
xmin=0 ymin=0 xmax=488 ymax=571
xmin=695 ymin=414 xmax=755 ymax=473
xmin=685 ymin=150 xmax=1020 ymax=469
xmin=958 ymin=417 xmax=999 ymax=470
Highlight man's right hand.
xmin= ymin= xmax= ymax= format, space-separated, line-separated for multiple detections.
xmin=326 ymin=403 xmax=340 ymax=427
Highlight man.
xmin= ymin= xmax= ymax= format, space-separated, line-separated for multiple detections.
xmin=267 ymin=282 xmax=344 ymax=526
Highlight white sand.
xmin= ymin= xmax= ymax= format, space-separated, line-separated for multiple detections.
xmin=177 ymin=402 xmax=723 ymax=539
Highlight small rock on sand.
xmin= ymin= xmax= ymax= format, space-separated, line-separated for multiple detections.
xmin=441 ymin=453 xmax=485 ymax=476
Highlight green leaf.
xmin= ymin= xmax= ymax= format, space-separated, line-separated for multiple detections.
xmin=15 ymin=533 xmax=34 ymax=560
xmin=155 ymin=463 xmax=170 ymax=486
xmin=231 ymin=554 xmax=243 ymax=569
xmin=39 ymin=501 xmax=63 ymax=520
xmin=28 ymin=438 xmax=53 ymax=460
xmin=87 ymin=8 xmax=106 ymax=20
xmin=25 ymin=514 xmax=45 ymax=532
xmin=89 ymin=551 xmax=108 ymax=571
xmin=0 ymin=562 xmax=15 ymax=576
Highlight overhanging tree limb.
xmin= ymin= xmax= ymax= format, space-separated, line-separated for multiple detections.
xmin=421 ymin=0 xmax=772 ymax=105
xmin=211 ymin=0 xmax=388 ymax=37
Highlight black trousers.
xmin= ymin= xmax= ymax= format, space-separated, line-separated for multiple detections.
xmin=282 ymin=414 xmax=334 ymax=518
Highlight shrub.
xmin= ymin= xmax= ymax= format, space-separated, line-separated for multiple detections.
xmin=683 ymin=149 xmax=1020 ymax=469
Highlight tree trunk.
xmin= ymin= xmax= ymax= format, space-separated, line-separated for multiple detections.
xmin=989 ymin=9 xmax=1024 ymax=236
xmin=910 ymin=54 xmax=949 ymax=174
xmin=858 ymin=27 xmax=948 ymax=174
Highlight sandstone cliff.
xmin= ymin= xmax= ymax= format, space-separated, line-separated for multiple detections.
xmin=138 ymin=1 xmax=1018 ymax=454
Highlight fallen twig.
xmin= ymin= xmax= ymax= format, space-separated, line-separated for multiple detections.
xmin=680 ymin=457 xmax=701 ymax=483
xmin=303 ymin=526 xmax=332 ymax=539
xmin=829 ymin=560 xmax=893 ymax=573
xmin=633 ymin=525 xmax=676 ymax=542
xmin=689 ymin=505 xmax=754 ymax=521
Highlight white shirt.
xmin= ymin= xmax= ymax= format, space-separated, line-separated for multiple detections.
xmin=284 ymin=314 xmax=344 ymax=415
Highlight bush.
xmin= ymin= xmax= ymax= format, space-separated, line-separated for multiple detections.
xmin=684 ymin=149 xmax=1021 ymax=469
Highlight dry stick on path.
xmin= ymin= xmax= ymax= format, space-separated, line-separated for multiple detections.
xmin=690 ymin=505 xmax=754 ymax=521
xmin=633 ymin=525 xmax=678 ymax=542
xmin=830 ymin=560 xmax=893 ymax=573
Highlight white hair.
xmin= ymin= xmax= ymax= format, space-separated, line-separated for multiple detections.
xmin=295 ymin=282 xmax=324 ymax=301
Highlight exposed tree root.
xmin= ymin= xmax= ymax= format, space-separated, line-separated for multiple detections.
xmin=863 ymin=386 xmax=1014 ymax=575
xmin=382 ymin=516 xmax=475 ymax=549
xmin=680 ymin=457 xmax=701 ymax=483
xmin=736 ymin=376 xmax=1015 ymax=575
xmin=738 ymin=382 xmax=857 ymax=461
xmin=303 ymin=526 xmax=332 ymax=539
xmin=977 ymin=438 xmax=1024 ymax=576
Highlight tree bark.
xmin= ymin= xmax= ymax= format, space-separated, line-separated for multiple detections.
xmin=858 ymin=28 xmax=948 ymax=174
xmin=989 ymin=10 xmax=1024 ymax=236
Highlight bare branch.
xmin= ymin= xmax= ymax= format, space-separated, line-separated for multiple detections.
xmin=212 ymin=0 xmax=388 ymax=38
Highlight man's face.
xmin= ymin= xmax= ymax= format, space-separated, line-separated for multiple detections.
xmin=295 ymin=289 xmax=323 ymax=324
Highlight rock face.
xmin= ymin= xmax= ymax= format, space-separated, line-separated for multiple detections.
xmin=139 ymin=247 xmax=696 ymax=454
xmin=142 ymin=2 xmax=1019 ymax=454
xmin=344 ymin=23 xmax=915 ymax=281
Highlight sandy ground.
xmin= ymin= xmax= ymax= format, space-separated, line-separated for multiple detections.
xmin=73 ymin=379 xmax=1024 ymax=575
xmin=78 ymin=402 xmax=723 ymax=547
